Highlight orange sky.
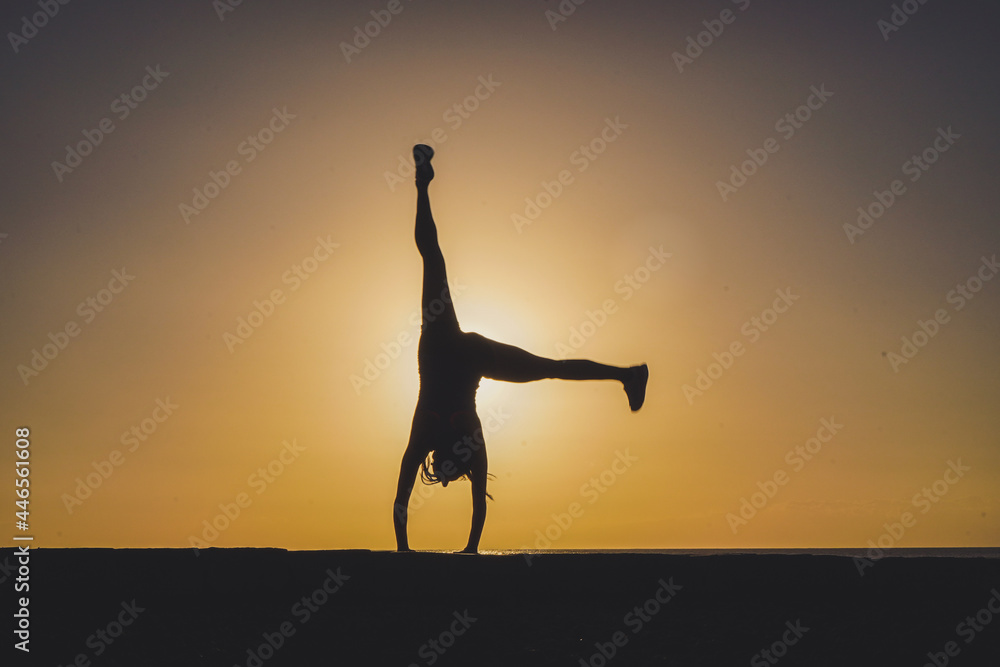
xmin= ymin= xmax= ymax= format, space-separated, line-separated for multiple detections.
xmin=2 ymin=0 xmax=998 ymax=551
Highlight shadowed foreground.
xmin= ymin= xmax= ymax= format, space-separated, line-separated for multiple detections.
xmin=5 ymin=548 xmax=999 ymax=665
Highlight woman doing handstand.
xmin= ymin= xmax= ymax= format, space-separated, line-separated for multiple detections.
xmin=393 ymin=145 xmax=648 ymax=553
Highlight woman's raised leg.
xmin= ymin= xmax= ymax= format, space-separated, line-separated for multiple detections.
xmin=473 ymin=334 xmax=649 ymax=411
xmin=414 ymin=145 xmax=459 ymax=332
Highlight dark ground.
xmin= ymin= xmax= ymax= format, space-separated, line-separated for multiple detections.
xmin=3 ymin=548 xmax=1000 ymax=666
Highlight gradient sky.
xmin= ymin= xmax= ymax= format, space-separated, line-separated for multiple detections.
xmin=2 ymin=0 xmax=998 ymax=551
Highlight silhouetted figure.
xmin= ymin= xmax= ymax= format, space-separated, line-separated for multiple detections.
xmin=393 ymin=145 xmax=648 ymax=554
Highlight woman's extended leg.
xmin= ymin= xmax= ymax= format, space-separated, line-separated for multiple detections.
xmin=414 ymin=145 xmax=459 ymax=332
xmin=473 ymin=334 xmax=649 ymax=411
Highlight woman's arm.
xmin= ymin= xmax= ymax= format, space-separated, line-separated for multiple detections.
xmin=461 ymin=448 xmax=489 ymax=554
xmin=393 ymin=447 xmax=423 ymax=551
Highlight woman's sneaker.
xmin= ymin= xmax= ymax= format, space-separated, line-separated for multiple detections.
xmin=414 ymin=144 xmax=434 ymax=184
xmin=624 ymin=364 xmax=648 ymax=411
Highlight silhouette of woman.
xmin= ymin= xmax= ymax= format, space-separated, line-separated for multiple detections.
xmin=393 ymin=145 xmax=648 ymax=554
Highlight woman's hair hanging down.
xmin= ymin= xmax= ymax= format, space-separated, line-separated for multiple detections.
xmin=420 ymin=446 xmax=494 ymax=500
